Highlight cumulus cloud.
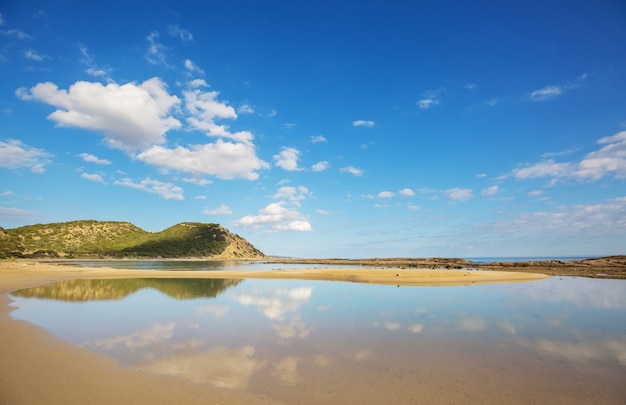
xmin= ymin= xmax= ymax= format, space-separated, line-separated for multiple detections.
xmin=137 ymin=141 xmax=269 ymax=180
xmin=78 ymin=153 xmax=110 ymax=165
xmin=236 ymin=287 xmax=312 ymax=320
xmin=481 ymin=185 xmax=499 ymax=196
xmin=1 ymin=28 xmax=32 ymax=40
xmin=340 ymin=166 xmax=364 ymax=176
xmin=0 ymin=139 xmax=51 ymax=173
xmin=378 ymin=191 xmax=395 ymax=198
xmin=24 ymin=49 xmax=47 ymax=62
xmin=168 ymin=25 xmax=193 ymax=42
xmin=273 ymin=186 xmax=310 ymax=206
xmin=114 ymin=177 xmax=183 ymax=200
xmin=443 ymin=187 xmax=473 ymax=202
xmin=145 ymin=31 xmax=168 ymax=65
xmin=79 ymin=45 xmax=113 ymax=79
xmin=273 ymin=147 xmax=302 ymax=171
xmin=352 ymin=120 xmax=375 ymax=128
xmin=16 ymin=78 xmax=181 ymax=152
xmin=234 ymin=202 xmax=312 ymax=232
xmin=203 ymin=204 xmax=232 ymax=215
xmin=399 ymin=188 xmax=415 ymax=196
xmin=184 ymin=59 xmax=204 ymax=75
xmin=183 ymin=85 xmax=250 ymax=142
xmin=417 ymin=88 xmax=445 ymax=109
xmin=488 ymin=196 xmax=626 ymax=240
xmin=81 ymin=172 xmax=104 ymax=183
xmin=513 ymin=131 xmax=626 ymax=182
xmin=310 ymin=135 xmax=327 ymax=143
xmin=311 ymin=161 xmax=329 ymax=172
xmin=237 ymin=102 xmax=255 ymax=114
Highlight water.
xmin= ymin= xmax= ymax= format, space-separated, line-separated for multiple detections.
xmin=9 ymin=277 xmax=626 ymax=404
xmin=56 ymin=260 xmax=365 ymax=271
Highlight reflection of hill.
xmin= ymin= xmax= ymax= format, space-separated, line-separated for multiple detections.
xmin=11 ymin=278 xmax=242 ymax=302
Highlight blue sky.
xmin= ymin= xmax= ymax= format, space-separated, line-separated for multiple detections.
xmin=1 ymin=0 xmax=625 ymax=258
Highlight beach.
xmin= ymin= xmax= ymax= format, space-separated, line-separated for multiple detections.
xmin=0 ymin=260 xmax=548 ymax=404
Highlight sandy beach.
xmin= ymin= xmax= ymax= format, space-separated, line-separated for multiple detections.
xmin=0 ymin=260 xmax=548 ymax=404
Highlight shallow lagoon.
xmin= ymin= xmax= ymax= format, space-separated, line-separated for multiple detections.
xmin=10 ymin=276 xmax=626 ymax=404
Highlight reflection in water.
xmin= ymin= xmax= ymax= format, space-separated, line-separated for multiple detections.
xmin=9 ymin=277 xmax=626 ymax=404
xmin=11 ymin=278 xmax=241 ymax=301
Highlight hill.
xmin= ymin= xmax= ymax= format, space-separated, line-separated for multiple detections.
xmin=0 ymin=220 xmax=264 ymax=259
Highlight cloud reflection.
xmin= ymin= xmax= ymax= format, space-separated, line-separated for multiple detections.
xmin=236 ymin=287 xmax=313 ymax=320
xmin=197 ymin=304 xmax=229 ymax=317
xmin=458 ymin=316 xmax=487 ymax=332
xmin=144 ymin=345 xmax=262 ymax=388
xmin=93 ymin=322 xmax=175 ymax=350
xmin=273 ymin=316 xmax=310 ymax=339
xmin=536 ymin=338 xmax=626 ymax=367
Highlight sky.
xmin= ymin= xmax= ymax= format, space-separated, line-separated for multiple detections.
xmin=1 ymin=0 xmax=625 ymax=259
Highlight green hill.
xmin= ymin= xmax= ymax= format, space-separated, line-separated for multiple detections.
xmin=0 ymin=220 xmax=264 ymax=259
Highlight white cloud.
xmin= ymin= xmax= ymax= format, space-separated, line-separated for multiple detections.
xmin=465 ymin=83 xmax=477 ymax=90
xmin=184 ymin=59 xmax=204 ymax=75
xmin=273 ymin=147 xmax=302 ymax=171
xmin=1 ymin=191 xmax=14 ymax=196
xmin=407 ymin=203 xmax=421 ymax=211
xmin=481 ymin=185 xmax=499 ymax=196
xmin=24 ymin=49 xmax=47 ymax=62
xmin=530 ymin=85 xmax=562 ymax=101
xmin=529 ymin=75 xmax=586 ymax=102
xmin=203 ymin=204 xmax=232 ymax=215
xmin=81 ymin=172 xmax=104 ymax=183
xmin=484 ymin=97 xmax=500 ymax=107
xmin=513 ymin=131 xmax=626 ymax=182
xmin=0 ymin=206 xmax=42 ymax=220
xmin=417 ymin=98 xmax=439 ymax=109
xmin=399 ymin=188 xmax=415 ymax=196
xmin=311 ymin=161 xmax=329 ymax=172
xmin=310 ymin=135 xmax=327 ymax=143
xmin=0 ymin=139 xmax=51 ymax=173
xmin=78 ymin=153 xmax=111 ymax=165
xmin=0 ymin=28 xmax=32 ymax=40
xmin=114 ymin=177 xmax=184 ymax=200
xmin=443 ymin=187 xmax=473 ymax=202
xmin=182 ymin=177 xmax=211 ymax=186
xmin=184 ymin=86 xmax=248 ymax=141
xmin=315 ymin=209 xmax=330 ymax=215
xmin=352 ymin=120 xmax=375 ymax=128
xmin=168 ymin=25 xmax=193 ymax=42
xmin=79 ymin=45 xmax=112 ymax=79
xmin=145 ymin=31 xmax=168 ymax=65
xmin=490 ymin=196 xmax=626 ymax=238
xmin=237 ymin=102 xmax=255 ymax=114
xmin=137 ymin=141 xmax=268 ymax=180
xmin=234 ymin=202 xmax=312 ymax=232
xmin=378 ymin=191 xmax=395 ymax=198
xmin=17 ymin=78 xmax=182 ymax=152
xmin=340 ymin=166 xmax=364 ymax=176
xmin=273 ymin=186 xmax=310 ymax=205
xmin=417 ymin=88 xmax=445 ymax=109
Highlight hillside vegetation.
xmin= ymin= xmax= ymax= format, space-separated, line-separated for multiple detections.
xmin=0 ymin=220 xmax=264 ymax=259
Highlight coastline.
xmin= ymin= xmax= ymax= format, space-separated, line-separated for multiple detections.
xmin=0 ymin=259 xmax=558 ymax=404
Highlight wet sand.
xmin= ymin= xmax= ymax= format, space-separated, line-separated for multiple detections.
xmin=0 ymin=260 xmax=553 ymax=404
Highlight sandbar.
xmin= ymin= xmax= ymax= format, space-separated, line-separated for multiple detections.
xmin=0 ymin=260 xmax=548 ymax=404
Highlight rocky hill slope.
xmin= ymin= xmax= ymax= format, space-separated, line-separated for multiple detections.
xmin=0 ymin=220 xmax=264 ymax=259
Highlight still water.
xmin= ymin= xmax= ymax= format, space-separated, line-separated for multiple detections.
xmin=10 ymin=277 xmax=626 ymax=404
